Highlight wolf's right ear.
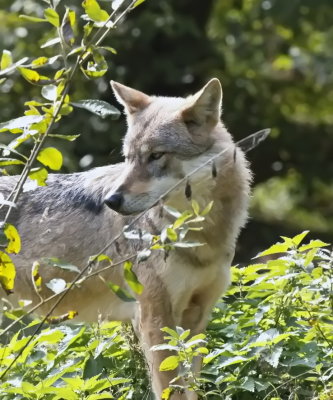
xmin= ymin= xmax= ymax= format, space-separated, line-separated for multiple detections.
xmin=182 ymin=78 xmax=223 ymax=128
xmin=110 ymin=81 xmax=151 ymax=114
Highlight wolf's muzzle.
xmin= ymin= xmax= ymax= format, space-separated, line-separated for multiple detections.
xmin=104 ymin=192 xmax=123 ymax=212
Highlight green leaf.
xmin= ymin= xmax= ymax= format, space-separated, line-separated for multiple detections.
xmin=163 ymin=205 xmax=181 ymax=218
xmin=87 ymin=394 xmax=113 ymax=400
xmin=239 ymin=377 xmax=255 ymax=392
xmin=161 ymin=388 xmax=172 ymax=400
xmin=107 ymin=282 xmax=136 ymax=302
xmin=159 ymin=355 xmax=179 ymax=371
xmin=19 ymin=14 xmax=47 ymax=23
xmin=44 ymin=8 xmax=60 ymax=27
xmin=304 ymin=247 xmax=318 ymax=266
xmin=0 ymin=251 xmax=16 ymax=294
xmin=37 ymin=147 xmax=63 ymax=170
xmin=0 ymin=115 xmax=44 ymax=132
xmin=201 ymin=201 xmax=214 ymax=216
xmin=1 ymin=50 xmax=13 ymax=70
xmin=0 ymin=56 xmax=29 ymax=77
xmin=133 ymin=0 xmax=146 ymax=8
xmin=32 ymin=56 xmax=49 ymax=67
xmin=0 ymin=158 xmax=24 ymax=166
xmin=256 ymin=242 xmax=291 ymax=257
xmin=173 ymin=241 xmax=204 ymax=248
xmin=292 ymin=230 xmax=309 ymax=246
xmin=29 ymin=167 xmax=48 ymax=186
xmin=264 ymin=346 xmax=283 ymax=368
xmin=166 ymin=227 xmax=178 ymax=242
xmin=42 ymin=257 xmax=80 ymax=273
xmin=123 ymin=261 xmax=143 ymax=294
xmin=41 ymin=37 xmax=61 ymax=48
xmin=41 ymin=84 xmax=57 ymax=101
xmin=48 ymin=134 xmax=80 ymax=141
xmin=218 ymin=356 xmax=248 ymax=368
xmin=72 ymin=99 xmax=120 ymax=119
xmin=46 ymin=278 xmax=67 ymax=294
xmin=173 ymin=210 xmax=193 ymax=229
xmin=3 ymin=224 xmax=21 ymax=254
xmin=82 ymin=0 xmax=109 ymax=22
xmin=18 ymin=67 xmax=40 ymax=83
xmin=161 ymin=327 xmax=179 ymax=338
xmin=61 ymin=8 xmax=76 ymax=45
xmin=299 ymin=239 xmax=330 ymax=252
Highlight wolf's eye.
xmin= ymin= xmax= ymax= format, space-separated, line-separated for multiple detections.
xmin=148 ymin=152 xmax=165 ymax=162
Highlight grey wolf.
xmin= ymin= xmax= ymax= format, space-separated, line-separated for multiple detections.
xmin=0 ymin=79 xmax=251 ymax=399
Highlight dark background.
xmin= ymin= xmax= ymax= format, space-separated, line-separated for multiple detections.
xmin=1 ymin=0 xmax=332 ymax=260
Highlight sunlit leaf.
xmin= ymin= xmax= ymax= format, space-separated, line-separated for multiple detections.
xmin=82 ymin=0 xmax=109 ymax=22
xmin=72 ymin=100 xmax=120 ymax=119
xmin=123 ymin=261 xmax=143 ymax=294
xmin=299 ymin=239 xmax=330 ymax=252
xmin=0 ymin=251 xmax=16 ymax=294
xmin=48 ymin=133 xmax=80 ymax=141
xmin=32 ymin=261 xmax=42 ymax=292
xmin=32 ymin=57 xmax=49 ymax=67
xmin=0 ymin=115 xmax=43 ymax=132
xmin=18 ymin=67 xmax=40 ymax=83
xmin=37 ymin=147 xmax=63 ymax=170
xmin=29 ymin=167 xmax=48 ymax=186
xmin=291 ymin=230 xmax=309 ymax=246
xmin=159 ymin=355 xmax=179 ymax=371
xmin=133 ymin=0 xmax=146 ymax=8
xmin=46 ymin=278 xmax=67 ymax=294
xmin=41 ymin=37 xmax=61 ymax=49
xmin=61 ymin=8 xmax=75 ymax=45
xmin=0 ymin=158 xmax=24 ymax=166
xmin=3 ymin=224 xmax=21 ymax=254
xmin=44 ymin=8 xmax=60 ymax=27
xmin=41 ymin=84 xmax=57 ymax=101
xmin=1 ymin=50 xmax=13 ymax=70
xmin=19 ymin=14 xmax=47 ymax=23
xmin=107 ymin=282 xmax=135 ymax=302
xmin=42 ymin=257 xmax=80 ymax=273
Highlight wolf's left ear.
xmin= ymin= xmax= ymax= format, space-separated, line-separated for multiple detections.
xmin=110 ymin=81 xmax=151 ymax=114
xmin=182 ymin=78 xmax=222 ymax=127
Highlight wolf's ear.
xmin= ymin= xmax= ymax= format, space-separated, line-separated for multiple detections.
xmin=110 ymin=81 xmax=151 ymax=114
xmin=182 ymin=78 xmax=222 ymax=128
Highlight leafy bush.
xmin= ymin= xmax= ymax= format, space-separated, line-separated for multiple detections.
xmin=0 ymin=232 xmax=332 ymax=399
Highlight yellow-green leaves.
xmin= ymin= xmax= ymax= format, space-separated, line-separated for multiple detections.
xmin=3 ymin=224 xmax=21 ymax=254
xmin=107 ymin=282 xmax=135 ymax=302
xmin=18 ymin=67 xmax=52 ymax=85
xmin=133 ymin=0 xmax=146 ymax=8
xmin=0 ymin=115 xmax=44 ymax=133
xmin=19 ymin=67 xmax=41 ymax=84
xmin=82 ymin=0 xmax=109 ymax=22
xmin=123 ymin=261 xmax=143 ymax=295
xmin=1 ymin=50 xmax=13 ymax=71
xmin=61 ymin=8 xmax=76 ymax=45
xmin=37 ymin=147 xmax=63 ymax=170
xmin=0 ymin=251 xmax=16 ymax=294
xmin=32 ymin=262 xmax=42 ymax=293
xmin=44 ymin=8 xmax=60 ymax=28
xmin=159 ymin=355 xmax=179 ymax=371
xmin=29 ymin=167 xmax=48 ymax=186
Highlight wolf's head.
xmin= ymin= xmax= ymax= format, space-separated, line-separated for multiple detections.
xmin=104 ymin=78 xmax=234 ymax=215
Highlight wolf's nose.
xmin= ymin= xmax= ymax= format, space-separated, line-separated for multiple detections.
xmin=104 ymin=193 xmax=123 ymax=211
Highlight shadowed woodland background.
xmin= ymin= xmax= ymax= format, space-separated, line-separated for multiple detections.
xmin=0 ymin=0 xmax=332 ymax=261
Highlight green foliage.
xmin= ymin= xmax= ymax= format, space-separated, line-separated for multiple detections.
xmin=0 ymin=233 xmax=331 ymax=399
xmin=202 ymin=232 xmax=333 ymax=399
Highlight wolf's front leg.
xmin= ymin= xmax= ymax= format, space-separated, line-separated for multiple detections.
xmin=136 ymin=276 xmax=190 ymax=399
